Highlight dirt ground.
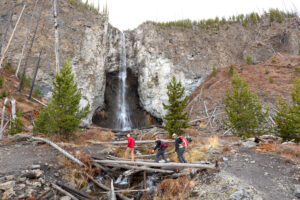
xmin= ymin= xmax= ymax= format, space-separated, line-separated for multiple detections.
xmin=221 ymin=146 xmax=299 ymax=200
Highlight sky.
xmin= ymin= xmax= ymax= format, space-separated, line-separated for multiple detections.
xmin=87 ymin=0 xmax=300 ymax=30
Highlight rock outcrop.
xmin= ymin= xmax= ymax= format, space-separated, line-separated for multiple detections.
xmin=0 ymin=0 xmax=121 ymax=125
xmin=126 ymin=19 xmax=300 ymax=119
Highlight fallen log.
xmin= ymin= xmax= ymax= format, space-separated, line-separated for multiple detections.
xmin=86 ymin=173 xmax=131 ymax=200
xmin=98 ymin=163 xmax=174 ymax=174
xmin=56 ymin=182 xmax=94 ymax=200
xmin=24 ymin=94 xmax=47 ymax=106
xmin=95 ymin=160 xmax=217 ymax=170
xmin=51 ymin=183 xmax=79 ymax=200
xmin=91 ymin=139 xmax=174 ymax=145
xmin=15 ymin=134 xmax=84 ymax=167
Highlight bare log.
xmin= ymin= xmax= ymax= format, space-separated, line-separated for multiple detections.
xmin=109 ymin=179 xmax=116 ymax=200
xmin=18 ymin=0 xmax=44 ymax=92
xmin=15 ymin=134 xmax=84 ymax=167
xmin=0 ymin=4 xmax=26 ymax=69
xmin=28 ymin=49 xmax=43 ymax=99
xmin=99 ymin=163 xmax=174 ymax=174
xmin=24 ymin=94 xmax=47 ymax=106
xmin=53 ymin=0 xmax=60 ymax=73
xmin=15 ymin=0 xmax=39 ymax=77
xmin=56 ymin=182 xmax=94 ymax=200
xmin=1 ymin=98 xmax=8 ymax=131
xmin=86 ymin=173 xmax=131 ymax=200
xmin=91 ymin=139 xmax=174 ymax=145
xmin=95 ymin=160 xmax=217 ymax=170
xmin=51 ymin=183 xmax=79 ymax=200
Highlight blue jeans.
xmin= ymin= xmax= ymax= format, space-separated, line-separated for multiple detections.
xmin=177 ymin=147 xmax=187 ymax=163
xmin=155 ymin=149 xmax=168 ymax=163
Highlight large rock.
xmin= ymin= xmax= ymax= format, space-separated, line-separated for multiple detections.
xmin=0 ymin=181 xmax=15 ymax=190
xmin=293 ymin=184 xmax=300 ymax=198
xmin=229 ymin=189 xmax=253 ymax=200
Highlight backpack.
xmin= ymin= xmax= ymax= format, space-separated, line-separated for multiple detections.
xmin=160 ymin=142 xmax=168 ymax=149
xmin=180 ymin=136 xmax=189 ymax=147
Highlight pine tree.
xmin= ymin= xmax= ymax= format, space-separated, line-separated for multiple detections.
xmin=34 ymin=60 xmax=89 ymax=139
xmin=163 ymin=76 xmax=189 ymax=137
xmin=9 ymin=111 xmax=24 ymax=135
xmin=276 ymin=78 xmax=300 ymax=141
xmin=224 ymin=72 xmax=268 ymax=137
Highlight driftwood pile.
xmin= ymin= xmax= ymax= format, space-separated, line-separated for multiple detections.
xmin=13 ymin=134 xmax=218 ymax=200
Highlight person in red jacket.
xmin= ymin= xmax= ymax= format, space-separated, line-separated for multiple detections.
xmin=124 ymin=134 xmax=135 ymax=161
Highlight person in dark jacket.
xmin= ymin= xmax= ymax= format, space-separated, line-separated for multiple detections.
xmin=152 ymin=136 xmax=168 ymax=163
xmin=172 ymin=133 xmax=187 ymax=163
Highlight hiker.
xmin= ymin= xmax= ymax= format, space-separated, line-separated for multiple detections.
xmin=152 ymin=136 xmax=168 ymax=163
xmin=124 ymin=134 xmax=135 ymax=161
xmin=172 ymin=133 xmax=188 ymax=163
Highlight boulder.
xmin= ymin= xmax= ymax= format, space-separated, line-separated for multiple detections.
xmin=0 ymin=181 xmax=15 ymax=190
xmin=293 ymin=184 xmax=300 ymax=198
xmin=229 ymin=189 xmax=253 ymax=200
xmin=242 ymin=141 xmax=257 ymax=148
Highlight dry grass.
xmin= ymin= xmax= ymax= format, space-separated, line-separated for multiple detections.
xmin=58 ymin=151 xmax=101 ymax=189
xmin=222 ymin=143 xmax=233 ymax=153
xmin=156 ymin=176 xmax=192 ymax=200
xmin=200 ymin=135 xmax=220 ymax=152
xmin=256 ymin=144 xmax=300 ymax=162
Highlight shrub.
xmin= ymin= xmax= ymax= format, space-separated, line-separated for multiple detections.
xmin=265 ymin=67 xmax=270 ymax=74
xmin=212 ymin=66 xmax=217 ymax=76
xmin=269 ymin=76 xmax=274 ymax=83
xmin=69 ymin=0 xmax=75 ymax=5
xmin=163 ymin=76 xmax=189 ymax=137
xmin=271 ymin=59 xmax=276 ymax=63
xmin=0 ymin=75 xmax=4 ymax=88
xmin=228 ymin=64 xmax=234 ymax=75
xmin=246 ymin=56 xmax=252 ymax=65
xmin=9 ymin=111 xmax=24 ymax=135
xmin=224 ymin=73 xmax=269 ymax=137
xmin=0 ymin=90 xmax=10 ymax=98
xmin=33 ymin=87 xmax=41 ymax=97
xmin=295 ymin=67 xmax=300 ymax=72
xmin=34 ymin=59 xmax=90 ymax=139
xmin=22 ymin=75 xmax=31 ymax=89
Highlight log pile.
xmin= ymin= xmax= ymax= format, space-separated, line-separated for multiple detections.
xmin=12 ymin=134 xmax=218 ymax=199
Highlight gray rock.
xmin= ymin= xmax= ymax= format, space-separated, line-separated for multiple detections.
xmin=16 ymin=184 xmax=26 ymax=191
xmin=0 ymin=181 xmax=15 ymax=190
xmin=229 ymin=189 xmax=253 ymax=200
xmin=2 ymin=188 xmax=15 ymax=199
xmin=31 ymin=165 xmax=41 ymax=169
xmin=242 ymin=141 xmax=257 ymax=148
xmin=4 ymin=175 xmax=14 ymax=181
xmin=250 ymin=160 xmax=255 ymax=164
xmin=293 ymin=184 xmax=300 ymax=198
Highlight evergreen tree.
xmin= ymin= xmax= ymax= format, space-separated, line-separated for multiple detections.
xmin=9 ymin=111 xmax=24 ymax=135
xmin=34 ymin=60 xmax=89 ymax=139
xmin=275 ymin=78 xmax=300 ymax=141
xmin=163 ymin=76 xmax=189 ymax=136
xmin=224 ymin=73 xmax=268 ymax=137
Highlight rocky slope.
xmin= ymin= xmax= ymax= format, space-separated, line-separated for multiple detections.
xmin=0 ymin=0 xmax=122 ymax=125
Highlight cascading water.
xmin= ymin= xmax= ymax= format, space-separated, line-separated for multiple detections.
xmin=116 ymin=32 xmax=132 ymax=131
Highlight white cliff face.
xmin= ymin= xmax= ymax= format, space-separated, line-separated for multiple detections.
xmin=136 ymin=48 xmax=203 ymax=119
xmin=71 ymin=26 xmax=106 ymax=126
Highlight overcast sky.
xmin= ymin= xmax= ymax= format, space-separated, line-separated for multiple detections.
xmin=88 ymin=0 xmax=300 ymax=30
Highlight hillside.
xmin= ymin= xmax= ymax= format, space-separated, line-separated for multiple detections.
xmin=187 ymin=53 xmax=300 ymax=132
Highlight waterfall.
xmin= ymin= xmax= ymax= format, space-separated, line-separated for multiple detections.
xmin=116 ymin=32 xmax=132 ymax=131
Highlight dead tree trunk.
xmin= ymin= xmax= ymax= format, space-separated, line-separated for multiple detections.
xmin=11 ymin=98 xmax=16 ymax=120
xmin=0 ymin=98 xmax=8 ymax=139
xmin=16 ymin=0 xmax=39 ymax=78
xmin=28 ymin=49 xmax=43 ymax=99
xmin=18 ymin=0 xmax=44 ymax=92
xmin=0 ymin=4 xmax=26 ymax=69
xmin=53 ymin=0 xmax=60 ymax=74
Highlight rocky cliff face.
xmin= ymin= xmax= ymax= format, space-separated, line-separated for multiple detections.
xmin=126 ymin=18 xmax=300 ymax=119
xmin=0 ymin=0 xmax=121 ymax=125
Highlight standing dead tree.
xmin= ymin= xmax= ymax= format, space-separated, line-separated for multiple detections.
xmin=18 ymin=0 xmax=44 ymax=92
xmin=53 ymin=0 xmax=60 ymax=74
xmin=0 ymin=4 xmax=26 ymax=69
xmin=28 ymin=49 xmax=43 ymax=99
xmin=16 ymin=0 xmax=39 ymax=78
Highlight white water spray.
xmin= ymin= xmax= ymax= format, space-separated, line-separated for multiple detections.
xmin=116 ymin=32 xmax=131 ymax=131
